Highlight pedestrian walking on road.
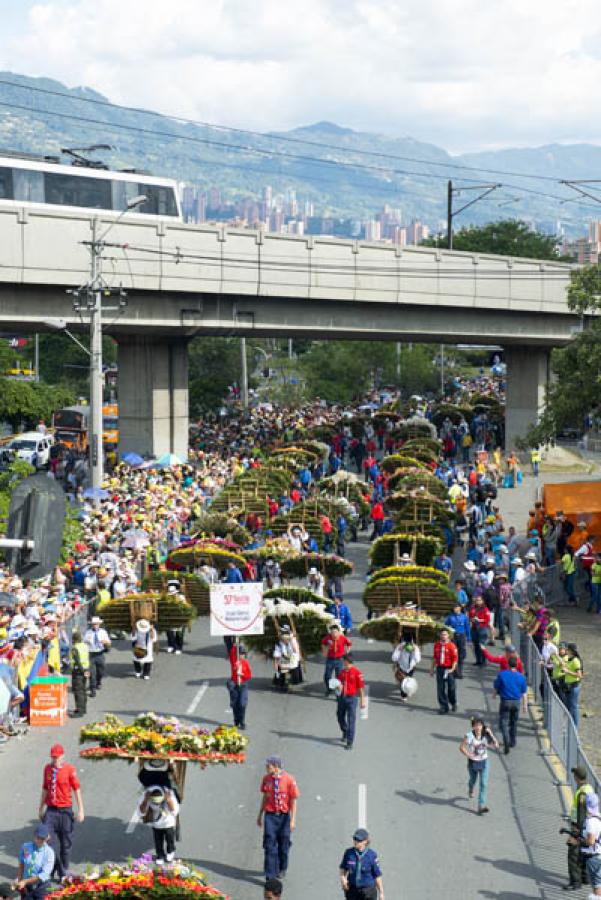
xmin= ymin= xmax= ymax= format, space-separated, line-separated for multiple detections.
xmin=257 ymin=756 xmax=299 ymax=883
xmin=165 ymin=580 xmax=185 ymax=654
xmin=493 ymin=657 xmax=528 ymax=754
xmin=69 ymin=629 xmax=89 ymax=718
xmin=263 ymin=877 xmax=283 ymax=898
xmin=444 ymin=602 xmax=470 ymax=678
xmin=138 ymin=787 xmax=179 ymax=864
xmin=430 ymin=629 xmax=458 ymax=714
xmin=459 ymin=718 xmax=499 ymax=816
xmin=391 ymin=635 xmax=421 ymax=701
xmin=321 ymin=623 xmax=352 ymax=696
xmin=83 ymin=616 xmax=111 ymax=697
xmin=14 ymin=824 xmax=55 ymax=899
xmin=562 ymin=765 xmax=593 ymax=891
xmin=339 ymin=828 xmax=384 ymax=899
xmin=336 ymin=654 xmax=366 ymax=749
xmin=227 ymin=643 xmax=251 ymax=729
xmin=131 ymin=619 xmax=157 ymax=680
xmin=469 ymin=596 xmax=491 ymax=667
xmin=38 ymin=744 xmax=84 ymax=882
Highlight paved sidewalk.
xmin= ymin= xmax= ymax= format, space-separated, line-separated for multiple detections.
xmin=497 ymin=469 xmax=601 ymax=769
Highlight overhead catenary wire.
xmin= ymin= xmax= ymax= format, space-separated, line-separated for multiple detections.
xmin=0 ymin=96 xmax=595 ymax=215
xmin=0 ymin=77 xmax=570 ymax=185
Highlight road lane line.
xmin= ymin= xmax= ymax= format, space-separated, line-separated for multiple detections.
xmin=362 ymin=685 xmax=369 ymax=720
xmin=186 ymin=680 xmax=209 ymax=715
xmin=358 ymin=784 xmax=367 ymax=828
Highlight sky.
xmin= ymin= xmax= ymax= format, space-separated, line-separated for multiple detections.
xmin=0 ymin=0 xmax=600 ymax=153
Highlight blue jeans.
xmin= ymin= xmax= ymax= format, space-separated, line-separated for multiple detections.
xmin=589 ymin=582 xmax=601 ymax=613
xmin=565 ymin=572 xmax=576 ymax=604
xmin=468 ymin=758 xmax=489 ymax=807
xmin=565 ymin=683 xmax=581 ymax=728
xmin=586 ymin=853 xmax=601 ymax=888
xmin=337 ymin=695 xmax=358 ymax=745
xmin=324 ymin=657 xmax=343 ymax=692
xmin=227 ymin=680 xmax=249 ymax=727
xmin=263 ymin=812 xmax=291 ymax=878
xmin=499 ymin=699 xmax=520 ymax=748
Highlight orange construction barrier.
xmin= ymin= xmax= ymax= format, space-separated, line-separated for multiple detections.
xmin=543 ymin=481 xmax=601 ymax=551
xmin=29 ymin=675 xmax=68 ymax=727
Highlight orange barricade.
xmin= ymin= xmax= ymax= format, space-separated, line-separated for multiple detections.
xmin=29 ymin=676 xmax=68 ymax=727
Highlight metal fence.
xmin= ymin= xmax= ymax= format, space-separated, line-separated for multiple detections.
xmin=508 ymin=609 xmax=601 ymax=798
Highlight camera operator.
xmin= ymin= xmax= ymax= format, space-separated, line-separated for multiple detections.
xmin=562 ymin=766 xmax=594 ymax=891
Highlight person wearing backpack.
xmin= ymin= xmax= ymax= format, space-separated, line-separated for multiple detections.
xmin=138 ymin=787 xmax=179 ymax=864
xmin=459 ymin=717 xmax=500 ymax=815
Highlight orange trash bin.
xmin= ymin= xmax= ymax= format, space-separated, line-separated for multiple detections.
xmin=29 ymin=675 xmax=68 ymax=727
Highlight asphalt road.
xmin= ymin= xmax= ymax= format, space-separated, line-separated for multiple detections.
xmin=0 ymin=536 xmax=570 ymax=899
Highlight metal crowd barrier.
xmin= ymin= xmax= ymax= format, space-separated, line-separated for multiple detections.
xmin=508 ymin=609 xmax=601 ymax=797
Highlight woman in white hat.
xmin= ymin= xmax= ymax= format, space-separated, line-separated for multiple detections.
xmin=306 ymin=567 xmax=325 ymax=597
xmin=131 ymin=618 xmax=157 ymax=679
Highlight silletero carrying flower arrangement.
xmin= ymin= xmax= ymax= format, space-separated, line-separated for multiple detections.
xmin=79 ymin=713 xmax=247 ymax=766
xmin=47 ymin=857 xmax=228 ymax=899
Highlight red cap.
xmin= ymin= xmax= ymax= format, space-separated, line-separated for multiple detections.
xmin=50 ymin=743 xmax=64 ymax=757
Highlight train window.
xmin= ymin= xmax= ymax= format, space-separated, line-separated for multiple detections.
xmin=44 ymin=172 xmax=112 ymax=210
xmin=137 ymin=183 xmax=178 ymax=216
xmin=0 ymin=167 xmax=13 ymax=199
xmin=111 ymin=178 xmax=139 ymax=211
xmin=13 ymin=169 xmax=44 ymax=203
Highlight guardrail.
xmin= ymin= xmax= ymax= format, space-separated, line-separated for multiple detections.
xmin=508 ymin=609 xmax=601 ymax=797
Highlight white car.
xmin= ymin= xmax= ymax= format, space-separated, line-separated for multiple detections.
xmin=9 ymin=432 xmax=54 ymax=468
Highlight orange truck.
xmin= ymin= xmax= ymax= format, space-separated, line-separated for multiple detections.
xmin=52 ymin=404 xmax=119 ymax=451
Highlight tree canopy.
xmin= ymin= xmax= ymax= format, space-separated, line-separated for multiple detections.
xmin=425 ymin=219 xmax=563 ymax=259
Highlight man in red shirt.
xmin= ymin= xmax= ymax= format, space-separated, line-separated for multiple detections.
xmin=430 ymin=629 xmax=458 ymax=714
xmin=321 ymin=624 xmax=352 ymax=697
xmin=370 ymin=501 xmax=385 ymax=541
xmin=482 ymin=643 xmax=524 ymax=672
xmin=257 ymin=756 xmax=300 ymax=882
xmin=469 ymin=596 xmax=492 ymax=667
xmin=336 ymin=654 xmax=366 ymax=750
xmin=227 ymin=643 xmax=252 ymax=730
xmin=39 ymin=743 xmax=84 ymax=881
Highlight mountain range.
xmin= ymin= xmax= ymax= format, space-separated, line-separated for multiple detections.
xmin=0 ymin=71 xmax=599 ymax=236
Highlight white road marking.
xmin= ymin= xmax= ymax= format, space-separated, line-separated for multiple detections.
xmin=186 ymin=680 xmax=209 ymax=715
xmin=358 ymin=784 xmax=367 ymax=828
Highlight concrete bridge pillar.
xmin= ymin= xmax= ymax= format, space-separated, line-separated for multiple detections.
xmin=117 ymin=336 xmax=189 ymax=460
xmin=504 ymin=346 xmax=550 ymax=450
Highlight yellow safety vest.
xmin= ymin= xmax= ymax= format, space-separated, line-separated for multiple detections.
xmin=564 ymin=657 xmax=582 ymax=686
xmin=572 ymin=783 xmax=593 ymax=823
xmin=562 ymin=554 xmax=575 ymax=576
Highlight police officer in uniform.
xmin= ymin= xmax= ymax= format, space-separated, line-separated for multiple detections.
xmin=69 ymin=629 xmax=89 ymax=718
xmin=564 ymin=765 xmax=593 ymax=891
xmin=339 ymin=828 xmax=384 ymax=900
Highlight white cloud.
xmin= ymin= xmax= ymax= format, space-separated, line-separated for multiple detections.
xmin=1 ymin=0 xmax=600 ymax=151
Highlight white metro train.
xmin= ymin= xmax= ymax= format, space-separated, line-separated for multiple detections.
xmin=0 ymin=150 xmax=182 ymax=220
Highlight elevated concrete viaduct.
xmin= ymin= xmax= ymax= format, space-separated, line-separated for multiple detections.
xmin=0 ymin=207 xmax=581 ymax=456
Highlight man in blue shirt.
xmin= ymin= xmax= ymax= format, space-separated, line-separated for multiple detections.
xmin=493 ymin=657 xmax=528 ymax=754
xmin=444 ymin=602 xmax=470 ymax=678
xmin=224 ymin=562 xmax=244 ymax=584
xmin=16 ymin=824 xmax=55 ymax=899
xmin=339 ymin=828 xmax=384 ymax=899
xmin=327 ymin=596 xmax=353 ymax=633
xmin=454 ymin=580 xmax=469 ymax=609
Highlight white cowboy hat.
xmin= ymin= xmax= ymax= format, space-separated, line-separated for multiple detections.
xmin=91 ymin=616 xmax=103 ymax=625
xmin=136 ymin=618 xmax=151 ymax=633
xmin=463 ymin=561 xmax=476 ymax=571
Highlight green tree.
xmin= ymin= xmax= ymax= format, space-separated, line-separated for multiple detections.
xmin=0 ymin=378 xmax=75 ymax=431
xmin=188 ymin=336 xmax=243 ymax=415
xmin=38 ymin=333 xmax=117 ymax=393
xmin=425 ymin=219 xmax=562 ymax=259
xmin=524 ymin=266 xmax=601 ymax=446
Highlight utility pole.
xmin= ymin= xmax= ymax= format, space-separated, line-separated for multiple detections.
xmin=447 ymin=180 xmax=502 ymax=249
xmin=34 ymin=334 xmax=39 ymax=382
xmin=440 ymin=344 xmax=445 ymax=397
xmin=241 ymin=337 xmax=249 ymax=408
xmin=396 ymin=341 xmax=401 ymax=381
xmin=89 ymin=218 xmax=104 ymax=494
